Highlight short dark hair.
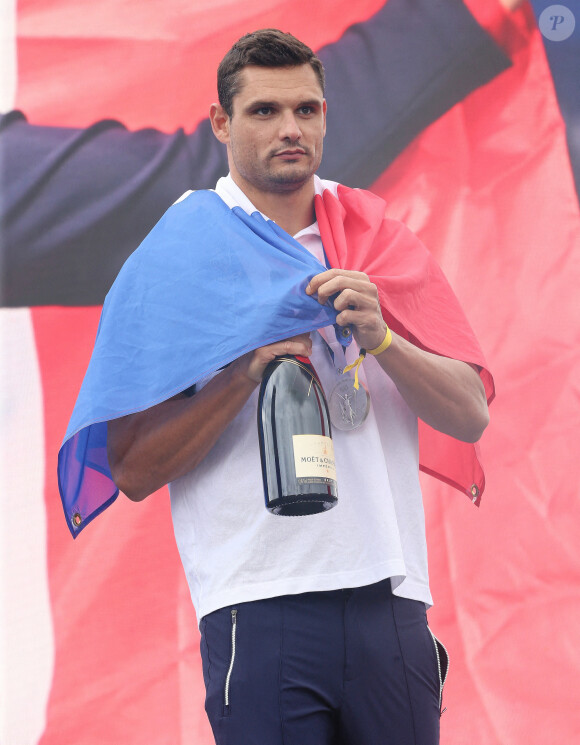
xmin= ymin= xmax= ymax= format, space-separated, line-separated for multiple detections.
xmin=217 ymin=29 xmax=325 ymax=117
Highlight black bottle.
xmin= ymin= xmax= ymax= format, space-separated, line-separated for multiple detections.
xmin=257 ymin=355 xmax=338 ymax=516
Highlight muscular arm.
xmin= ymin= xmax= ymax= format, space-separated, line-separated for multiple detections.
xmin=369 ymin=335 xmax=489 ymax=443
xmin=307 ymin=269 xmax=489 ymax=443
xmin=107 ymin=334 xmax=312 ymax=501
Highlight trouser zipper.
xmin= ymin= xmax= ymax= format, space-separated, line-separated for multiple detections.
xmin=224 ymin=609 xmax=237 ymax=713
xmin=428 ymin=627 xmax=449 ymax=715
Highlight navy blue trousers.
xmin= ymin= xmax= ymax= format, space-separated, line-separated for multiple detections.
xmin=200 ymin=580 xmax=447 ymax=745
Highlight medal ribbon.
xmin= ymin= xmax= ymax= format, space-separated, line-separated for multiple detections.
xmin=341 ymin=349 xmax=366 ymax=390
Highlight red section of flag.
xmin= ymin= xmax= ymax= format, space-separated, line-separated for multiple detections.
xmin=316 ymin=183 xmax=494 ymax=502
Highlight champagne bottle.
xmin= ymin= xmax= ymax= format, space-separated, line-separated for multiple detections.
xmin=257 ymin=355 xmax=338 ymax=516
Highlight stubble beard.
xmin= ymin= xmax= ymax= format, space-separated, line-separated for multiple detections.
xmin=234 ymin=141 xmax=323 ymax=194
xmin=268 ymin=141 xmax=320 ymax=190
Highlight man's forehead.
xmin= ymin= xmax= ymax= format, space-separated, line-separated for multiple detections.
xmin=234 ymin=64 xmax=324 ymax=105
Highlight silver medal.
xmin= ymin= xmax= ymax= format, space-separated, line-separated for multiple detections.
xmin=329 ymin=376 xmax=370 ymax=431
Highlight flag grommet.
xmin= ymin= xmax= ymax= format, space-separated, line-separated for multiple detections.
xmin=470 ymin=484 xmax=480 ymax=501
xmin=72 ymin=512 xmax=82 ymax=528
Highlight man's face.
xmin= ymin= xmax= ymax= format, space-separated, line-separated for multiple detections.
xmin=217 ymin=64 xmax=326 ymax=195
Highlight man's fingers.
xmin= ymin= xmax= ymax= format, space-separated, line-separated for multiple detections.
xmin=270 ymin=336 xmax=312 ymax=357
xmin=331 ymin=287 xmax=375 ymax=312
xmin=254 ymin=340 xmax=312 ymax=366
xmin=306 ymin=269 xmax=369 ymax=301
xmin=322 ymin=281 xmax=378 ymax=310
xmin=305 ymin=270 xmax=387 ymax=351
xmin=243 ymin=334 xmax=313 ymax=384
xmin=287 ymin=332 xmax=313 ymax=346
xmin=307 ymin=272 xmax=374 ymax=307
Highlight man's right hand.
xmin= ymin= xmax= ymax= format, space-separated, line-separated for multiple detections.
xmin=237 ymin=332 xmax=313 ymax=384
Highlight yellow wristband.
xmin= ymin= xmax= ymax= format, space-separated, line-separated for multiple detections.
xmin=367 ymin=326 xmax=392 ymax=356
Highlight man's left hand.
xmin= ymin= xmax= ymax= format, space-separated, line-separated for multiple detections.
xmin=306 ymin=269 xmax=386 ymax=350
xmin=306 ymin=270 xmax=489 ymax=443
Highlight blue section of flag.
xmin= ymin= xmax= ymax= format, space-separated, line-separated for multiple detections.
xmin=58 ymin=189 xmax=338 ymax=536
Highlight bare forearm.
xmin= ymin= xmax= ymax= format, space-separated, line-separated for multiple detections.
xmin=107 ymin=334 xmax=313 ymax=501
xmin=107 ymin=361 xmax=257 ymax=501
xmin=374 ymin=332 xmax=489 ymax=443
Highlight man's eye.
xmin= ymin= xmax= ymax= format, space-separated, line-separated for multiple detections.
xmin=255 ymin=107 xmax=272 ymax=116
xmin=298 ymin=106 xmax=314 ymax=115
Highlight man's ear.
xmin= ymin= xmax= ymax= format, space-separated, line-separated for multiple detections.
xmin=322 ymin=99 xmax=327 ymax=137
xmin=209 ymin=103 xmax=230 ymax=144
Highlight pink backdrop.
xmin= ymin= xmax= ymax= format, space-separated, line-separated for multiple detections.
xmin=4 ymin=1 xmax=580 ymax=743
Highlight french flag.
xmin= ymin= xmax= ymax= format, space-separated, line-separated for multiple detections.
xmin=58 ymin=180 xmax=493 ymax=537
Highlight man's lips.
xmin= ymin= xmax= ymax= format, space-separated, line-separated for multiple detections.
xmin=273 ymin=149 xmax=307 ymax=159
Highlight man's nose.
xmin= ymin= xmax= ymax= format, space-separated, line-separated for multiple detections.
xmin=278 ymin=110 xmax=302 ymax=141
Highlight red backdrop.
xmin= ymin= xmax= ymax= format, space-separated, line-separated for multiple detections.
xmin=4 ymin=1 xmax=580 ymax=743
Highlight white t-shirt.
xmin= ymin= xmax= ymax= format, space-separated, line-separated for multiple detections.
xmin=169 ymin=175 xmax=432 ymax=624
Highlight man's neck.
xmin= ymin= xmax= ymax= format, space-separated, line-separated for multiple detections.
xmin=230 ymin=174 xmax=316 ymax=237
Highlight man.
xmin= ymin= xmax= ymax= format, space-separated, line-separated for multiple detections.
xmin=95 ymin=30 xmax=490 ymax=745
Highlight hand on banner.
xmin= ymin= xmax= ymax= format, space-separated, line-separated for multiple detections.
xmin=306 ymin=269 xmax=387 ymax=351
xmin=306 ymin=268 xmax=489 ymax=443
